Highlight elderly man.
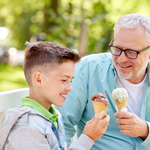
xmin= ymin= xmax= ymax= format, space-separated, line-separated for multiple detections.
xmin=56 ymin=13 xmax=150 ymax=149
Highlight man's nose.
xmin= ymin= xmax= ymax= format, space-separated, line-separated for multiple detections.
xmin=118 ymin=50 xmax=128 ymax=61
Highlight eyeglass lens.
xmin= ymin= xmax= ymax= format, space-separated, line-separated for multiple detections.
xmin=110 ymin=46 xmax=137 ymax=59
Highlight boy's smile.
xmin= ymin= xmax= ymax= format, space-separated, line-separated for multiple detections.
xmin=31 ymin=60 xmax=75 ymax=110
xmin=60 ymin=94 xmax=67 ymax=100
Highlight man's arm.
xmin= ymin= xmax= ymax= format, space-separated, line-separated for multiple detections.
xmin=115 ymin=111 xmax=150 ymax=147
xmin=114 ymin=111 xmax=149 ymax=138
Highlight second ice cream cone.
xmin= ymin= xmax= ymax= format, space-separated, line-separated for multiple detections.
xmin=112 ymin=88 xmax=128 ymax=112
xmin=115 ymin=99 xmax=127 ymax=112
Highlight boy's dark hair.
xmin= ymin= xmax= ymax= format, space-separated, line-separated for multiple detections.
xmin=23 ymin=41 xmax=81 ymax=86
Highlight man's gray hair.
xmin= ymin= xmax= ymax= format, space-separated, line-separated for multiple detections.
xmin=114 ymin=13 xmax=150 ymax=43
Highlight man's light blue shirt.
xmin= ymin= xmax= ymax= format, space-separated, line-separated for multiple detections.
xmin=56 ymin=53 xmax=150 ymax=150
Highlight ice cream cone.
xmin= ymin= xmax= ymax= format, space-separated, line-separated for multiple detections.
xmin=115 ymin=99 xmax=127 ymax=112
xmin=112 ymin=88 xmax=128 ymax=112
xmin=92 ymin=101 xmax=108 ymax=119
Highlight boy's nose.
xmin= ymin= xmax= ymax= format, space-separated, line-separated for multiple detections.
xmin=66 ymin=83 xmax=72 ymax=92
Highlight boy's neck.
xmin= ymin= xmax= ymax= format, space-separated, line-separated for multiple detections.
xmin=29 ymin=89 xmax=51 ymax=110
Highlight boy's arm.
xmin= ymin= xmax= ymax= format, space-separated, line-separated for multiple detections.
xmin=7 ymin=112 xmax=110 ymax=150
xmin=68 ymin=111 xmax=110 ymax=150
xmin=7 ymin=128 xmax=51 ymax=150
xmin=68 ymin=134 xmax=94 ymax=150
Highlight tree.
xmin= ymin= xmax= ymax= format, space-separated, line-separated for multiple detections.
xmin=1 ymin=0 xmax=150 ymax=55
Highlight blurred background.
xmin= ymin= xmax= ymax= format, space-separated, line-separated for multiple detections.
xmin=1 ymin=0 xmax=150 ymax=92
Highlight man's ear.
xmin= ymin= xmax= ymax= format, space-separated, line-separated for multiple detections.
xmin=33 ymin=71 xmax=42 ymax=87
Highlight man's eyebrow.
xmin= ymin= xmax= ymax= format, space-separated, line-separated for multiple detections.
xmin=115 ymin=45 xmax=137 ymax=51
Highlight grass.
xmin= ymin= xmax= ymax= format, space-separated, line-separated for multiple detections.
xmin=0 ymin=63 xmax=28 ymax=92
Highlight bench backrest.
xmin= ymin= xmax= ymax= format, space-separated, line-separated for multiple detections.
xmin=0 ymin=88 xmax=29 ymax=128
xmin=0 ymin=88 xmax=29 ymax=113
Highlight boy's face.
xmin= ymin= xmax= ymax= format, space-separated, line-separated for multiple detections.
xmin=39 ymin=60 xmax=75 ymax=109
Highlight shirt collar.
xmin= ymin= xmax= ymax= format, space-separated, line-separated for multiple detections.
xmin=21 ymin=97 xmax=58 ymax=128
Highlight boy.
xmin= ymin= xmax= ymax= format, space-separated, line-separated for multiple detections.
xmin=0 ymin=42 xmax=110 ymax=150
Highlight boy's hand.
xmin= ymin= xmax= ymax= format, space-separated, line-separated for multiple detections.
xmin=83 ymin=110 xmax=110 ymax=141
xmin=114 ymin=111 xmax=149 ymax=139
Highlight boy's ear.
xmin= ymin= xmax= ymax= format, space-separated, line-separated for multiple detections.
xmin=33 ymin=71 xmax=42 ymax=87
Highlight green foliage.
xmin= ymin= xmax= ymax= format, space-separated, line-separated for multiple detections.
xmin=1 ymin=0 xmax=150 ymax=52
xmin=0 ymin=0 xmax=44 ymax=49
xmin=1 ymin=0 xmax=150 ymax=91
xmin=0 ymin=64 xmax=28 ymax=92
xmin=43 ymin=0 xmax=150 ymax=54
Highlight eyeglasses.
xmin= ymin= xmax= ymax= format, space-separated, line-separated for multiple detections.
xmin=108 ymin=39 xmax=150 ymax=59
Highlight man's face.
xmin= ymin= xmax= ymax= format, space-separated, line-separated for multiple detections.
xmin=112 ymin=26 xmax=150 ymax=84
xmin=40 ymin=61 xmax=75 ymax=109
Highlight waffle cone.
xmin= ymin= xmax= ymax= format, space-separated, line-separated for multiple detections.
xmin=115 ymin=99 xmax=127 ymax=112
xmin=92 ymin=101 xmax=108 ymax=119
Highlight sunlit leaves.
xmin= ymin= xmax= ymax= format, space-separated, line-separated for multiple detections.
xmin=1 ymin=0 xmax=150 ymax=53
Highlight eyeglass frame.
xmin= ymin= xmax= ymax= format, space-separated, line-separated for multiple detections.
xmin=108 ymin=39 xmax=150 ymax=59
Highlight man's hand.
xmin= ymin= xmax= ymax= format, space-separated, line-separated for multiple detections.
xmin=114 ymin=111 xmax=149 ymax=139
xmin=83 ymin=110 xmax=110 ymax=141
